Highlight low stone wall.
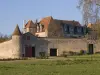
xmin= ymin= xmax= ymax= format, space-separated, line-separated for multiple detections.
xmin=0 ymin=40 xmax=21 ymax=59
xmin=44 ymin=38 xmax=88 ymax=56
xmin=95 ymin=40 xmax=100 ymax=52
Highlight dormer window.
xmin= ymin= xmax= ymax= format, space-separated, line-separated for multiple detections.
xmin=37 ymin=24 xmax=40 ymax=32
xmin=39 ymin=24 xmax=44 ymax=32
xmin=81 ymin=27 xmax=84 ymax=34
xmin=67 ymin=25 xmax=70 ymax=33
xmin=77 ymin=27 xmax=81 ymax=33
xmin=63 ymin=24 xmax=70 ymax=33
xmin=63 ymin=24 xmax=67 ymax=32
xmin=42 ymin=25 xmax=44 ymax=32
xmin=74 ymin=26 xmax=77 ymax=34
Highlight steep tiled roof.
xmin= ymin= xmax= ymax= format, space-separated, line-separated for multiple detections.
xmin=54 ymin=19 xmax=81 ymax=26
xmin=39 ymin=16 xmax=81 ymax=30
xmin=39 ymin=16 xmax=81 ymax=37
xmin=12 ymin=25 xmax=22 ymax=36
xmin=25 ymin=20 xmax=36 ymax=28
xmin=39 ymin=16 xmax=53 ymax=29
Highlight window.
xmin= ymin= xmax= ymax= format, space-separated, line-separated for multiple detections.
xmin=67 ymin=25 xmax=70 ymax=33
xmin=77 ymin=27 xmax=81 ymax=33
xmin=81 ymin=27 xmax=84 ymax=34
xmin=30 ymin=29 xmax=33 ymax=33
xmin=69 ymin=26 xmax=73 ymax=34
xmin=23 ymin=36 xmax=26 ymax=40
xmin=39 ymin=24 xmax=44 ymax=32
xmin=74 ymin=26 xmax=77 ymax=34
xmin=64 ymin=24 xmax=67 ymax=32
xmin=42 ymin=25 xmax=44 ymax=32
xmin=63 ymin=24 xmax=70 ymax=33
xmin=27 ymin=36 xmax=30 ymax=40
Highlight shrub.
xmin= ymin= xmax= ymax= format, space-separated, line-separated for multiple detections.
xmin=68 ymin=51 xmax=75 ymax=56
xmin=95 ymin=52 xmax=100 ymax=54
xmin=79 ymin=50 xmax=85 ymax=55
xmin=39 ymin=52 xmax=48 ymax=59
xmin=62 ymin=51 xmax=67 ymax=57
xmin=62 ymin=51 xmax=77 ymax=56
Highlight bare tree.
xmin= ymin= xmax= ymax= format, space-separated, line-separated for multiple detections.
xmin=77 ymin=0 xmax=100 ymax=25
xmin=0 ymin=33 xmax=10 ymax=43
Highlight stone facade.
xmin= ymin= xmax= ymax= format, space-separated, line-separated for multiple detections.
xmin=0 ymin=30 xmax=100 ymax=58
xmin=21 ymin=32 xmax=48 ymax=57
xmin=44 ymin=38 xmax=87 ymax=56
xmin=0 ymin=17 xmax=99 ymax=59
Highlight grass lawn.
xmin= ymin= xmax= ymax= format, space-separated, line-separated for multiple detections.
xmin=0 ymin=54 xmax=100 ymax=75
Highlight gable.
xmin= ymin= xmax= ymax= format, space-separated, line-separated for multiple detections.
xmin=22 ymin=32 xmax=49 ymax=45
xmin=22 ymin=32 xmax=38 ymax=41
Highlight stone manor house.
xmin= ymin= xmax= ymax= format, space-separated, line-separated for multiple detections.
xmin=0 ymin=16 xmax=99 ymax=59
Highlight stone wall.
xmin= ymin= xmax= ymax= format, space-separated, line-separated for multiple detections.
xmin=0 ymin=33 xmax=100 ymax=58
xmin=0 ymin=39 xmax=21 ymax=59
xmin=44 ymin=38 xmax=100 ymax=56
xmin=95 ymin=40 xmax=100 ymax=52
xmin=44 ymin=38 xmax=88 ymax=56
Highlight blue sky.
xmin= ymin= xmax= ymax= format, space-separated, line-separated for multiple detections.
xmin=0 ymin=0 xmax=82 ymax=35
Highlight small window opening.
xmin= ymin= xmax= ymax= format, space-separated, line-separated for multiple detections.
xmin=27 ymin=36 xmax=30 ymax=40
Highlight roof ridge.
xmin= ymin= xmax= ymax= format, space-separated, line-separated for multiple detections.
xmin=54 ymin=19 xmax=78 ymax=22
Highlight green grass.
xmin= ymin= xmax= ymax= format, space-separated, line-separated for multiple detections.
xmin=0 ymin=54 xmax=100 ymax=75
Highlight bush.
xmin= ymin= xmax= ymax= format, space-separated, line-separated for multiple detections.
xmin=62 ymin=51 xmax=77 ymax=56
xmin=95 ymin=52 xmax=100 ymax=54
xmin=0 ymin=33 xmax=10 ymax=43
xmin=79 ymin=50 xmax=85 ymax=55
xmin=68 ymin=51 xmax=75 ymax=56
xmin=39 ymin=52 xmax=48 ymax=59
xmin=62 ymin=51 xmax=67 ymax=57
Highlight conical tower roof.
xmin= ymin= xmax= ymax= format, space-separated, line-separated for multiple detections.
xmin=12 ymin=24 xmax=22 ymax=36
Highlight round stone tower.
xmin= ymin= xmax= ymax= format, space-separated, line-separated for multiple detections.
xmin=12 ymin=24 xmax=22 ymax=58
